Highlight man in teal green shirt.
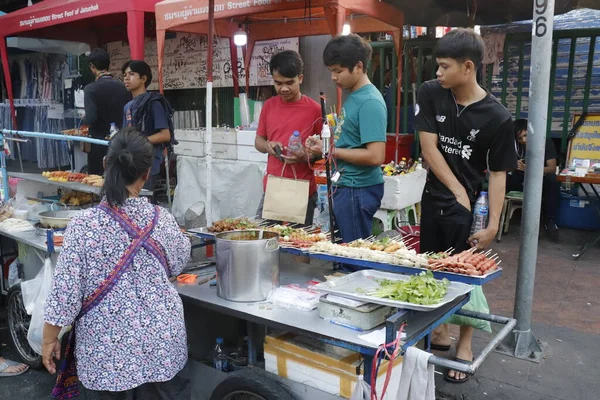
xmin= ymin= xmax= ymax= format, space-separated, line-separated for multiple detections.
xmin=308 ymin=34 xmax=387 ymax=243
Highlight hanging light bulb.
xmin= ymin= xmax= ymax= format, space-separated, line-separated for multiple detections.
xmin=342 ymin=23 xmax=351 ymax=36
xmin=234 ymin=25 xmax=247 ymax=46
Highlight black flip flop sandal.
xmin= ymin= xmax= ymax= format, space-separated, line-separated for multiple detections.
xmin=444 ymin=357 xmax=472 ymax=384
xmin=430 ymin=343 xmax=451 ymax=351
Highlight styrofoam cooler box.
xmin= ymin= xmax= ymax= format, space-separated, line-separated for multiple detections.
xmin=237 ymin=130 xmax=268 ymax=162
xmin=380 ymin=169 xmax=427 ymax=210
xmin=173 ymin=129 xmax=237 ymax=159
xmin=264 ymin=332 xmax=402 ymax=399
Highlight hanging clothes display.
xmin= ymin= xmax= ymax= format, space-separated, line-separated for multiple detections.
xmin=0 ymin=53 xmax=72 ymax=169
xmin=8 ymin=53 xmax=66 ymax=103
xmin=0 ymin=104 xmax=71 ymax=169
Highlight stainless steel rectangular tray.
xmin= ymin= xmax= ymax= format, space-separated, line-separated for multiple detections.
xmin=313 ymin=270 xmax=474 ymax=312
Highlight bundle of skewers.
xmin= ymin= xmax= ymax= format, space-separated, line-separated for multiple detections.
xmin=260 ymin=223 xmax=332 ymax=248
xmin=206 ymin=217 xmax=335 ymax=248
xmin=309 ymin=235 xmax=429 ymax=267
xmin=424 ymin=247 xmax=501 ymax=276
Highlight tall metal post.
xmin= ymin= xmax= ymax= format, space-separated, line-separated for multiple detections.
xmin=502 ymin=0 xmax=554 ymax=360
xmin=205 ymin=0 xmax=215 ymax=226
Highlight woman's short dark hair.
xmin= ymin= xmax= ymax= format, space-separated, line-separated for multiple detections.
xmin=269 ymin=50 xmax=304 ymax=78
xmin=89 ymin=48 xmax=110 ymax=71
xmin=434 ymin=28 xmax=485 ymax=69
xmin=323 ymin=34 xmax=373 ymax=72
xmin=103 ymin=127 xmax=154 ymax=206
xmin=122 ymin=60 xmax=153 ymax=88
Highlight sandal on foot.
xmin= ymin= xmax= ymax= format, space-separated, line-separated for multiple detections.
xmin=430 ymin=343 xmax=451 ymax=351
xmin=444 ymin=357 xmax=471 ymax=384
xmin=0 ymin=360 xmax=29 ymax=378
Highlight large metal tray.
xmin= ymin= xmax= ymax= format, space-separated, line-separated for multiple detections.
xmin=313 ymin=270 xmax=474 ymax=312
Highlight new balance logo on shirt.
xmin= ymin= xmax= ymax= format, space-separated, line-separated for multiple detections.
xmin=461 ymin=145 xmax=473 ymax=160
xmin=436 ymin=115 xmax=447 ymax=123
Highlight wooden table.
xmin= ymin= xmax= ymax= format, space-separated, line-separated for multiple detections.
xmin=557 ymin=174 xmax=600 ymax=259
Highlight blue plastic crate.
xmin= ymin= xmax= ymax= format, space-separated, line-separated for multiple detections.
xmin=556 ymin=193 xmax=600 ymax=231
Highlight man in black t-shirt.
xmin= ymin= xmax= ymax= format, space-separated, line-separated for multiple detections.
xmin=415 ymin=28 xmax=517 ymax=384
xmin=507 ymin=118 xmax=560 ymax=241
xmin=82 ymin=48 xmax=130 ymax=175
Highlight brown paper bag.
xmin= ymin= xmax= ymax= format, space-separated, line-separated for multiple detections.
xmin=262 ymin=164 xmax=309 ymax=224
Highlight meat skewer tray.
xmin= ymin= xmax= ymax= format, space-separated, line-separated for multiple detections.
xmin=187 ymin=229 xmax=503 ymax=285
xmin=313 ymin=270 xmax=474 ymax=312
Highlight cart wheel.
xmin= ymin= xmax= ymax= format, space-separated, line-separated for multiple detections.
xmin=209 ymin=372 xmax=294 ymax=400
xmin=6 ymin=284 xmax=43 ymax=368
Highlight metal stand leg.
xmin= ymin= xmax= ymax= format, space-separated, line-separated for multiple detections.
xmin=572 ymin=183 xmax=600 ymax=260
xmin=247 ymin=321 xmax=266 ymax=366
xmin=363 ymin=354 xmax=374 ymax=386
xmin=573 ymin=233 xmax=600 ymax=260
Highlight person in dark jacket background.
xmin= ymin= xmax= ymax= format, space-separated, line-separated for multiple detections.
xmin=122 ymin=60 xmax=174 ymax=191
xmin=82 ymin=48 xmax=130 ymax=175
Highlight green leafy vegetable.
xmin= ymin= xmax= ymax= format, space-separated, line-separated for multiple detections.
xmin=366 ymin=271 xmax=449 ymax=305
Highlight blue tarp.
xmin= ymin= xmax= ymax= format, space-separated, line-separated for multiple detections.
xmin=482 ymin=8 xmax=600 ymax=34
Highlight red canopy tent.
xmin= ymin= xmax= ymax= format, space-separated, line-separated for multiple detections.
xmin=0 ymin=0 xmax=161 ymax=128
xmin=154 ymin=0 xmax=406 ymax=121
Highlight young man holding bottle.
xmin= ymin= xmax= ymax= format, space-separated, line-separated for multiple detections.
xmin=254 ymin=50 xmax=323 ymax=226
xmin=415 ymin=28 xmax=517 ymax=383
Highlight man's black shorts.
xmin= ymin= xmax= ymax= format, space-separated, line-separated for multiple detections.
xmin=420 ymin=192 xmax=473 ymax=254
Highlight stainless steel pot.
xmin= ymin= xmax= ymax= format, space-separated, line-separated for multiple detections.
xmin=215 ymin=230 xmax=280 ymax=302
xmin=37 ymin=210 xmax=82 ymax=229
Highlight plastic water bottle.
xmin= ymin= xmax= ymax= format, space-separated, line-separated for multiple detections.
xmin=470 ymin=192 xmax=489 ymax=236
xmin=109 ymin=123 xmax=119 ymax=139
xmin=287 ymin=130 xmax=302 ymax=155
xmin=315 ymin=205 xmax=331 ymax=233
xmin=415 ymin=158 xmax=424 ymax=171
xmin=213 ymin=337 xmax=229 ymax=372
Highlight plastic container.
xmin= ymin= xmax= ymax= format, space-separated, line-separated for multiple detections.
xmin=470 ymin=192 xmax=489 ymax=236
xmin=557 ymin=193 xmax=600 ymax=230
xmin=384 ymin=133 xmax=414 ymax=164
xmin=287 ymin=130 xmax=302 ymax=155
xmin=12 ymin=210 xmax=28 ymax=220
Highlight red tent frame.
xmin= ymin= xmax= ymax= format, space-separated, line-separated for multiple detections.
xmin=0 ymin=0 xmax=161 ymax=128
xmin=154 ymin=0 xmax=406 ymax=129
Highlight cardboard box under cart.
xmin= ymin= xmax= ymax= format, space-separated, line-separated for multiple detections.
xmin=264 ymin=332 xmax=402 ymax=398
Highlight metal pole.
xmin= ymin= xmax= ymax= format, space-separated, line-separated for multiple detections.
xmin=205 ymin=0 xmax=214 ymax=226
xmin=2 ymin=129 xmax=110 ymax=146
xmin=0 ymin=133 xmax=9 ymax=202
xmin=502 ymin=0 xmax=554 ymax=361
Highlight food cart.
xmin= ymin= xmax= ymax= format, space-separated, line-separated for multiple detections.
xmin=168 ymin=225 xmax=515 ymax=398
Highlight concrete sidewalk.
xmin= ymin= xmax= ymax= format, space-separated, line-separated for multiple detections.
xmin=435 ymin=223 xmax=600 ymax=400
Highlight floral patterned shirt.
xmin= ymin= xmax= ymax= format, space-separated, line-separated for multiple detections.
xmin=45 ymin=197 xmax=191 ymax=391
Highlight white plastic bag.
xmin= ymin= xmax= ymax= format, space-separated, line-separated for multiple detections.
xmin=21 ymin=258 xmax=54 ymax=355
xmin=7 ymin=258 xmax=21 ymax=288
xmin=351 ymin=375 xmax=371 ymax=400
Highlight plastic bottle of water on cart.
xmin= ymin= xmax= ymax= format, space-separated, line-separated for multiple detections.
xmin=287 ymin=130 xmax=302 ymax=155
xmin=470 ymin=191 xmax=489 ymax=237
xmin=213 ymin=337 xmax=229 ymax=372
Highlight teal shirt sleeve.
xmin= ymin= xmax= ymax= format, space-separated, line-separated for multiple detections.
xmin=358 ymin=98 xmax=387 ymax=145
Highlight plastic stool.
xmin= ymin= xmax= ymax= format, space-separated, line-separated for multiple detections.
xmin=496 ymin=191 xmax=524 ymax=242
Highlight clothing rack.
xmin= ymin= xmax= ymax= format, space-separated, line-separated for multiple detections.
xmin=0 ymin=103 xmax=70 ymax=169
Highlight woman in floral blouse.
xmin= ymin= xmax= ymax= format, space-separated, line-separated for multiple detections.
xmin=42 ymin=128 xmax=191 ymax=399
